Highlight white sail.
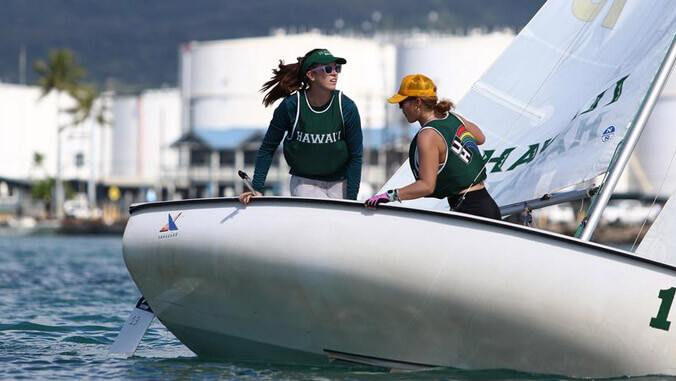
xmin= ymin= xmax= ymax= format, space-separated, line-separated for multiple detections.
xmin=381 ymin=0 xmax=676 ymax=209
xmin=637 ymin=192 xmax=676 ymax=265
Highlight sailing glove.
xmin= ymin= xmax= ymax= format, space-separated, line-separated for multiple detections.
xmin=365 ymin=189 xmax=400 ymax=208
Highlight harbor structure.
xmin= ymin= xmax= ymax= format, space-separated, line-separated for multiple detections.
xmin=3 ymin=30 xmax=673 ymax=224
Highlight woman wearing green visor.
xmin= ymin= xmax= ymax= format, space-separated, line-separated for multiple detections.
xmin=239 ymin=48 xmax=363 ymax=205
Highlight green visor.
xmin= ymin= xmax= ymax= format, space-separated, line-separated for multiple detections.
xmin=300 ymin=49 xmax=347 ymax=73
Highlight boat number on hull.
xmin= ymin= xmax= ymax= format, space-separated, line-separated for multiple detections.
xmin=650 ymin=287 xmax=676 ymax=331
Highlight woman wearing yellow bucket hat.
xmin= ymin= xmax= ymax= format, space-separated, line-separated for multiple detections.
xmin=365 ymin=74 xmax=501 ymax=219
xmin=239 ymin=48 xmax=363 ymax=205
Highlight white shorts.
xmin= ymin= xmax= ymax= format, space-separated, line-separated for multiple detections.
xmin=290 ymin=175 xmax=346 ymax=199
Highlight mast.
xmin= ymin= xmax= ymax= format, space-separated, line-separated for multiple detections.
xmin=578 ymin=35 xmax=676 ymax=241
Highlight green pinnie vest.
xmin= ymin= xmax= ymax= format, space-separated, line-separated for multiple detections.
xmin=409 ymin=113 xmax=487 ymax=198
xmin=283 ymin=90 xmax=349 ymax=176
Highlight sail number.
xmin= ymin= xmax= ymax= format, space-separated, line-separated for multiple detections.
xmin=572 ymin=0 xmax=626 ymax=29
xmin=650 ymin=288 xmax=676 ymax=331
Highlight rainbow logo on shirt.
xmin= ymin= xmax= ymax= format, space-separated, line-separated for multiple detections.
xmin=456 ymin=125 xmax=479 ymax=153
xmin=451 ymin=125 xmax=479 ymax=164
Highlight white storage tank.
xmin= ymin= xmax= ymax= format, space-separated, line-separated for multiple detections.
xmin=0 ymin=83 xmax=74 ymax=180
xmin=395 ymin=31 xmax=514 ymax=105
xmin=111 ymin=96 xmax=139 ymax=179
xmin=136 ymin=89 xmax=182 ymax=182
xmin=111 ymin=89 xmax=181 ymax=182
xmin=181 ymin=32 xmax=396 ymax=130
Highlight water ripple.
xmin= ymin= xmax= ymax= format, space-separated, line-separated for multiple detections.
xmin=0 ymin=322 xmax=71 ymax=333
xmin=0 ymin=236 xmax=659 ymax=380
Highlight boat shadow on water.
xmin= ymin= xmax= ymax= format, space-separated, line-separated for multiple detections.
xmin=130 ymin=355 xmax=664 ymax=380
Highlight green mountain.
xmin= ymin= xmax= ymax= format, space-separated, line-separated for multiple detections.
xmin=0 ymin=0 xmax=545 ymax=93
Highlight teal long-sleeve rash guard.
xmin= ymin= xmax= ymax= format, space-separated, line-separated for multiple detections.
xmin=251 ymin=92 xmax=363 ymax=200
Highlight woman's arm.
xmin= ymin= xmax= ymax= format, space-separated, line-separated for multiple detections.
xmin=342 ymin=95 xmax=363 ymax=200
xmin=250 ymin=124 xmax=286 ymax=191
xmin=242 ymin=106 xmax=290 ymax=205
xmin=241 ymin=123 xmax=285 ymax=205
xmin=251 ymin=100 xmax=293 ymax=192
xmin=398 ymin=129 xmax=443 ymax=200
xmin=364 ymin=130 xmax=444 ymax=208
xmin=451 ymin=111 xmax=485 ymax=145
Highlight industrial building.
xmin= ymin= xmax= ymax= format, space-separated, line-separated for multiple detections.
xmin=1 ymin=29 xmax=673 ymax=224
xmin=169 ymin=31 xmax=513 ymax=199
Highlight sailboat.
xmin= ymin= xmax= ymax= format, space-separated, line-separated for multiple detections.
xmin=121 ymin=0 xmax=676 ymax=378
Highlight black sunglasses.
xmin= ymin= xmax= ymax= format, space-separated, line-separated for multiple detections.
xmin=398 ymin=97 xmax=414 ymax=109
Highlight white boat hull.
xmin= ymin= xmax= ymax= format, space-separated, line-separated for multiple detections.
xmin=122 ymin=197 xmax=676 ymax=377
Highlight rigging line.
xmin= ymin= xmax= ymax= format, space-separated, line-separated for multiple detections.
xmin=455 ymin=2 xmax=603 ymax=210
xmin=579 ymin=31 xmax=676 ymax=240
xmin=574 ymin=140 xmax=623 ymax=238
xmin=630 ymin=144 xmax=676 ymax=251
xmin=623 ymin=3 xmax=673 ymax=250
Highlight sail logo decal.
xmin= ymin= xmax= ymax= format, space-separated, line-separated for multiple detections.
xmin=158 ymin=212 xmax=182 ymax=239
xmin=601 ymin=126 xmax=615 ymax=142
xmin=452 ymin=125 xmax=478 ymax=164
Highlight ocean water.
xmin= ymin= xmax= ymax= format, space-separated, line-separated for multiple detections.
xmin=0 ymin=236 xmax=661 ymax=380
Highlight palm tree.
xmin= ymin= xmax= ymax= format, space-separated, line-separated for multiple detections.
xmin=66 ymin=85 xmax=97 ymax=125
xmin=29 ymin=152 xmax=46 ymax=180
xmin=67 ymin=85 xmax=108 ymax=212
xmin=34 ymin=48 xmax=86 ymax=219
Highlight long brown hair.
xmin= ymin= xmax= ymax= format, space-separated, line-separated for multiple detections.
xmin=261 ymin=48 xmax=322 ymax=107
xmin=420 ymin=96 xmax=455 ymax=115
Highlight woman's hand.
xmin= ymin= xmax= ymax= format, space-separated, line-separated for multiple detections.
xmin=364 ymin=189 xmax=399 ymax=209
xmin=238 ymin=191 xmax=262 ymax=205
